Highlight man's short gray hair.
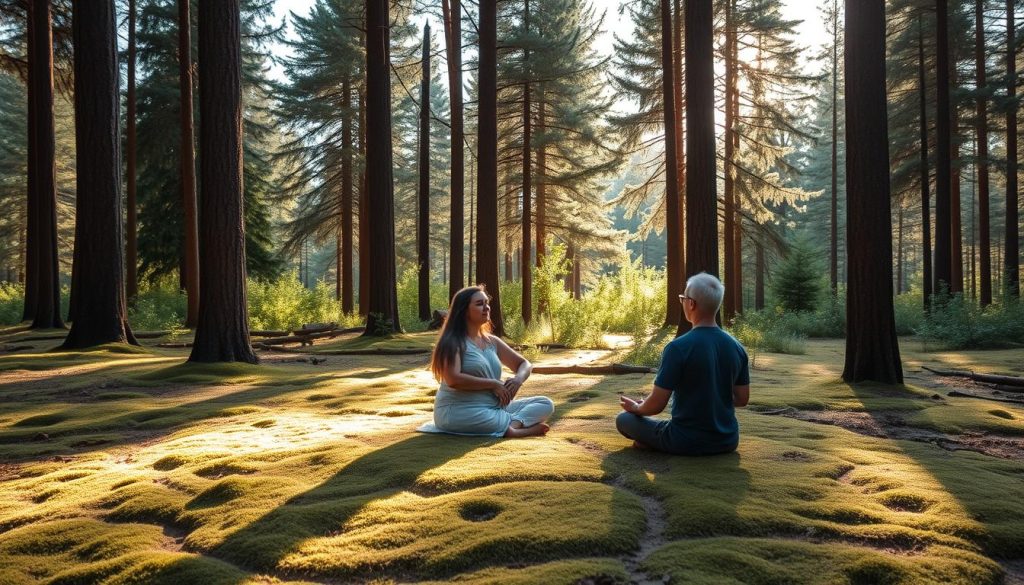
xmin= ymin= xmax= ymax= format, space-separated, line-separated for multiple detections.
xmin=685 ymin=272 xmax=724 ymax=314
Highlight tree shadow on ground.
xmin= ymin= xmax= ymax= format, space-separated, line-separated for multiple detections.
xmin=844 ymin=380 xmax=1024 ymax=560
xmin=198 ymin=433 xmax=493 ymax=582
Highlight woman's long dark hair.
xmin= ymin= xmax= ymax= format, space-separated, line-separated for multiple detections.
xmin=430 ymin=286 xmax=492 ymax=381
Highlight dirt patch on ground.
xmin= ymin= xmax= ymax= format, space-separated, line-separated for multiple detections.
xmin=758 ymin=407 xmax=1024 ymax=461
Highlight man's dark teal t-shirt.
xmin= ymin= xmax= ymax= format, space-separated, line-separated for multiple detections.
xmin=653 ymin=326 xmax=750 ymax=452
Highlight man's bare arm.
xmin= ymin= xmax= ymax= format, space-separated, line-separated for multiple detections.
xmin=733 ymin=385 xmax=750 ymax=407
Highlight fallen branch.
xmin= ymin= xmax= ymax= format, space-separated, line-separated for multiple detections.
xmin=155 ymin=342 xmax=192 ymax=349
xmin=513 ymin=343 xmax=569 ymax=351
xmin=133 ymin=331 xmax=174 ymax=339
xmin=257 ymin=328 xmax=353 ymax=347
xmin=250 ymin=330 xmax=289 ymax=338
xmin=948 ymin=390 xmax=1024 ymax=405
xmin=923 ymin=366 xmax=1024 ymax=388
xmin=533 ymin=363 xmax=655 ymax=375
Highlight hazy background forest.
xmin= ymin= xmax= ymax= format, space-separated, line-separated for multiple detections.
xmin=0 ymin=0 xmax=1021 ymax=355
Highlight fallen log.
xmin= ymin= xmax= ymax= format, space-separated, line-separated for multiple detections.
xmin=948 ymin=390 xmax=1024 ymax=404
xmin=923 ymin=366 xmax=1024 ymax=387
xmin=317 ymin=347 xmax=432 ymax=355
xmin=155 ymin=342 xmax=192 ymax=349
xmin=532 ymin=363 xmax=655 ymax=375
xmin=292 ymin=322 xmax=338 ymax=335
xmin=133 ymin=331 xmax=174 ymax=339
xmin=0 ymin=344 xmax=34 ymax=352
xmin=250 ymin=330 xmax=289 ymax=338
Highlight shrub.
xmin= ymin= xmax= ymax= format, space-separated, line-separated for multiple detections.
xmin=129 ymin=286 xmax=187 ymax=331
xmin=247 ymin=273 xmax=359 ymax=331
xmin=0 ymin=283 xmax=24 ymax=325
xmin=396 ymin=269 xmax=451 ymax=333
xmin=916 ymin=295 xmax=1024 ymax=349
xmin=770 ymin=239 xmax=825 ymax=313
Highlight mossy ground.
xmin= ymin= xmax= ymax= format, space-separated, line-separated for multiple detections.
xmin=0 ymin=335 xmax=1021 ymax=584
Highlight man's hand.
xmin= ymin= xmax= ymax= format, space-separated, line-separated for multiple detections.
xmin=619 ymin=395 xmax=642 ymax=414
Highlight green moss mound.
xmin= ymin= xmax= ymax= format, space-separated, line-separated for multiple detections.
xmin=642 ymin=538 xmax=1002 ymax=585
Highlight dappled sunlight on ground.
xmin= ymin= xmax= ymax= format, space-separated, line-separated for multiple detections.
xmin=0 ymin=336 xmax=1021 ymax=583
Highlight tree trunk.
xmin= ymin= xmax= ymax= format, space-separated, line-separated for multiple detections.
xmin=661 ymin=0 xmax=682 ymax=327
xmin=830 ymin=0 xmax=839 ymax=294
xmin=842 ymin=0 xmax=902 ymax=384
xmin=418 ymin=23 xmax=431 ymax=322
xmin=126 ymin=0 xmax=138 ymax=301
xmin=358 ymin=80 xmax=370 ymax=315
xmin=731 ymin=44 xmax=743 ymax=315
xmin=1005 ymin=0 xmax=1019 ymax=298
xmin=189 ymin=0 xmax=257 ymax=364
xmin=442 ymin=0 xmax=465 ymax=301
xmin=679 ymin=0 xmax=717 ymax=337
xmin=673 ymin=0 xmax=685 ymax=278
xmin=918 ymin=17 xmax=933 ymax=310
xmin=975 ymin=0 xmax=991 ymax=305
xmin=755 ymin=240 xmax=765 ymax=310
xmin=363 ymin=0 xmax=401 ymax=336
xmin=23 ymin=2 xmax=37 ymax=321
xmin=521 ymin=0 xmax=532 ymax=324
xmin=951 ymin=104 xmax=964 ymax=293
xmin=341 ymin=79 xmax=354 ymax=313
xmin=722 ymin=0 xmax=736 ymax=321
xmin=536 ymin=84 xmax=546 ymax=271
xmin=934 ymin=0 xmax=953 ymax=297
xmin=897 ymin=201 xmax=905 ymax=294
xmin=28 ymin=0 xmax=63 ymax=330
xmin=179 ymin=0 xmax=200 ymax=328
xmin=476 ymin=0 xmax=504 ymax=336
xmin=63 ymin=0 xmax=137 ymax=348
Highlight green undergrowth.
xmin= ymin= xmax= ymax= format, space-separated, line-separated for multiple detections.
xmin=0 ymin=338 xmax=1022 ymax=583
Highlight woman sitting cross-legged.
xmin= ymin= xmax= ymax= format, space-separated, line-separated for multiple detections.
xmin=419 ymin=285 xmax=554 ymax=438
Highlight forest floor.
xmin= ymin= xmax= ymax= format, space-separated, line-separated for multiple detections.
xmin=0 ymin=326 xmax=1022 ymax=584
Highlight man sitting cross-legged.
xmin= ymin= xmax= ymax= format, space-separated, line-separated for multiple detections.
xmin=616 ymin=272 xmax=750 ymax=455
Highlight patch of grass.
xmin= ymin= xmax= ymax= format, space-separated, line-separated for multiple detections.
xmin=642 ymin=538 xmax=1001 ymax=585
xmin=420 ymin=558 xmax=629 ymax=585
xmin=132 ymin=361 xmax=272 ymax=385
xmin=274 ymin=481 xmax=644 ymax=579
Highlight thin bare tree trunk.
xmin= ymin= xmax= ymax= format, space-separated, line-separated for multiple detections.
xmin=918 ymin=17 xmax=933 ymax=310
xmin=934 ymin=0 xmax=953 ymax=296
xmin=179 ymin=0 xmax=200 ymax=328
xmin=418 ymin=23 xmax=431 ymax=322
xmin=661 ymin=0 xmax=683 ymax=327
xmin=722 ymin=0 xmax=736 ymax=321
xmin=755 ymin=240 xmax=764 ymax=310
xmin=976 ymin=0 xmax=992 ymax=305
xmin=23 ymin=2 xmax=37 ymax=320
xmin=830 ymin=0 xmax=839 ymax=294
xmin=126 ymin=0 xmax=138 ymax=301
xmin=521 ymin=0 xmax=532 ymax=324
xmin=442 ymin=0 xmax=464 ymax=300
xmin=358 ymin=80 xmax=369 ymax=315
xmin=1005 ymin=0 xmax=1019 ymax=298
xmin=341 ymin=80 xmax=354 ymax=313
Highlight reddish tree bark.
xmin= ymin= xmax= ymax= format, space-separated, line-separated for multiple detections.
xmin=1005 ymin=0 xmax=1019 ymax=298
xmin=679 ymin=0 xmax=717 ymax=337
xmin=418 ymin=23 xmax=431 ymax=322
xmin=918 ymin=17 xmax=933 ymax=309
xmin=975 ymin=0 xmax=992 ymax=306
xmin=661 ymin=0 xmax=683 ymax=327
xmin=28 ymin=0 xmax=63 ymax=330
xmin=340 ymin=79 xmax=354 ymax=313
xmin=126 ymin=0 xmax=138 ymax=300
xmin=178 ymin=0 xmax=199 ymax=328
xmin=475 ymin=0 xmax=504 ymax=336
xmin=442 ymin=0 xmax=465 ymax=300
xmin=934 ymin=0 xmax=953 ymax=296
xmin=521 ymin=0 xmax=532 ymax=324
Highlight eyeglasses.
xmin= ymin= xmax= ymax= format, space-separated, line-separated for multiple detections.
xmin=678 ymin=294 xmax=694 ymax=303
